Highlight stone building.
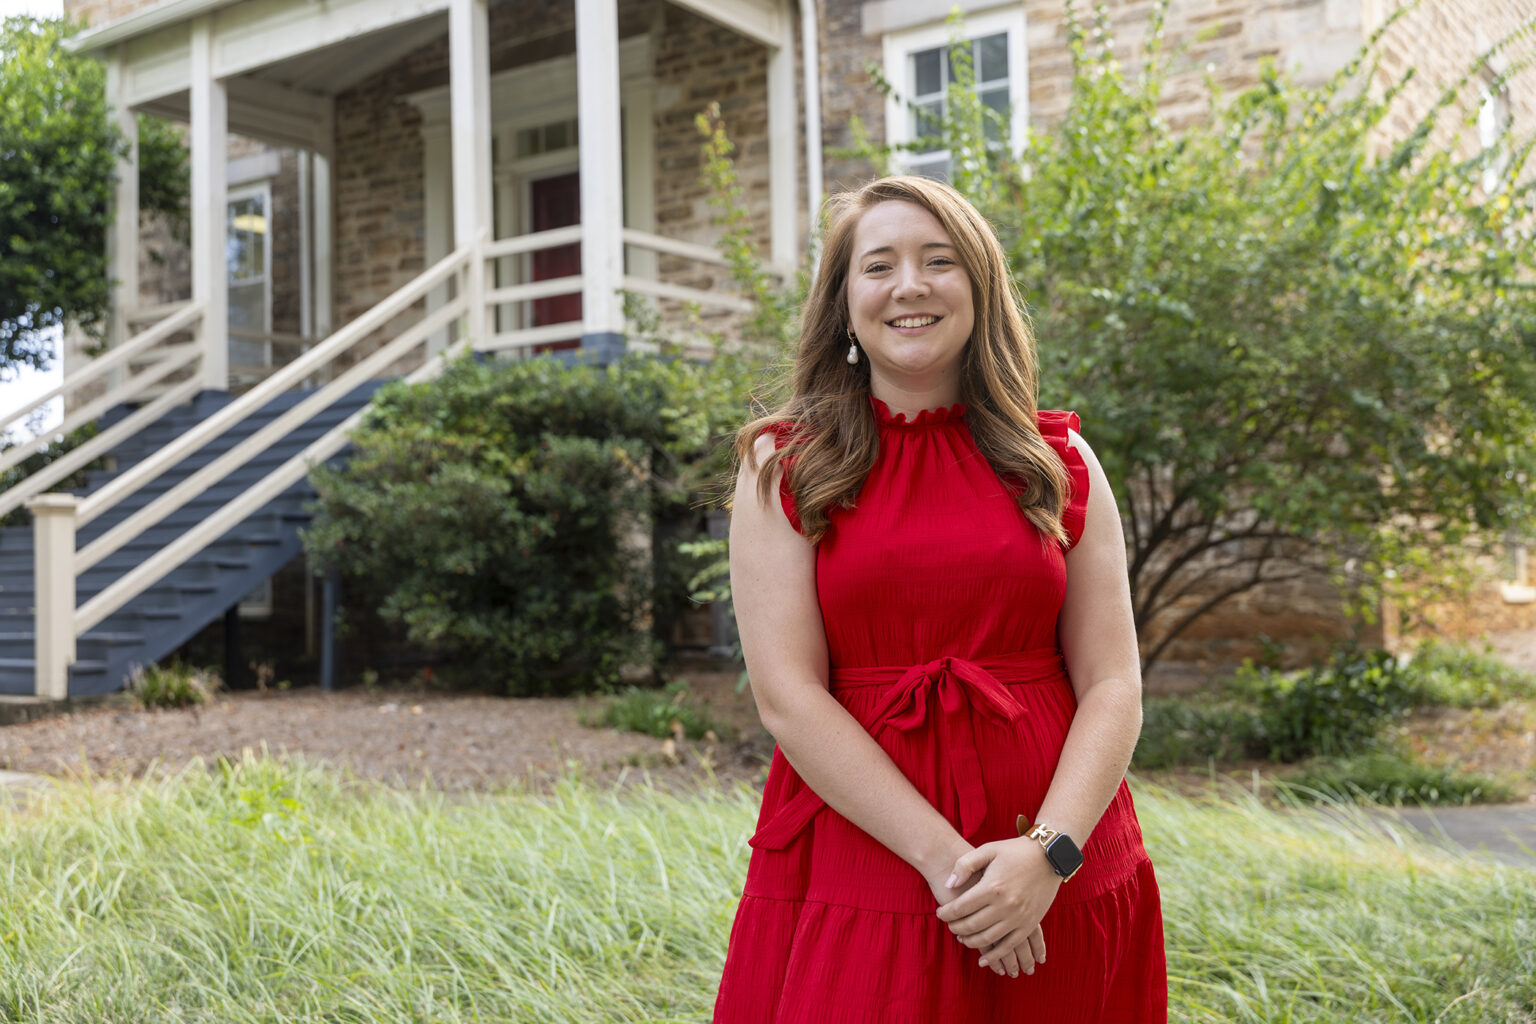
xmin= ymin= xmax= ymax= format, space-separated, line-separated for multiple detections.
xmin=6 ymin=0 xmax=1529 ymax=696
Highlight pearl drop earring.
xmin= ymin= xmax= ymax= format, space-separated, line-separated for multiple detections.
xmin=846 ymin=327 xmax=859 ymax=365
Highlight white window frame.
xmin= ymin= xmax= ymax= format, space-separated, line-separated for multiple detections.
xmin=226 ymin=180 xmax=273 ymax=371
xmin=882 ymin=6 xmax=1028 ymax=177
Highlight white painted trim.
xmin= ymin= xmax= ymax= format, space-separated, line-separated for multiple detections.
xmin=105 ymin=47 xmax=139 ymax=358
xmin=404 ymin=36 xmax=652 ymax=124
xmin=881 ymin=5 xmax=1029 ymax=174
xmin=66 ymin=0 xmax=237 ymax=53
xmin=666 ymin=0 xmax=784 ymax=48
xmin=298 ymin=151 xmax=312 ymax=342
xmin=421 ymin=123 xmax=454 ymax=352
xmin=312 ymin=150 xmax=334 ymax=337
xmin=767 ymin=6 xmax=798 ymax=274
xmin=576 ymin=0 xmax=625 ymax=337
xmin=800 ymin=0 xmax=824 ymax=250
xmin=189 ymin=16 xmax=229 ymax=391
xmin=229 ymin=149 xmax=282 ymax=186
xmin=227 ymin=180 xmax=274 ymax=369
xmin=226 ymin=78 xmax=332 ymax=151
xmin=212 ymin=0 xmax=451 ymax=81
xmin=449 ymin=0 xmax=492 ymax=255
xmin=623 ymin=86 xmax=657 ymax=282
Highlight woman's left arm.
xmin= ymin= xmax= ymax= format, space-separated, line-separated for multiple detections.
xmin=935 ymin=429 xmax=1142 ymax=964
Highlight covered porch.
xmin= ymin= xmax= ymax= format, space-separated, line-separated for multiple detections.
xmin=69 ymin=0 xmax=821 ymax=388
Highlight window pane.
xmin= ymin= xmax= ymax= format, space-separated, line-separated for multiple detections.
xmin=981 ymin=87 xmax=1009 ymax=141
xmin=909 ymin=153 xmax=950 ymax=183
xmin=545 ymin=119 xmax=570 ymax=151
xmin=912 ymin=100 xmax=944 ymax=152
xmin=912 ymin=47 xmax=942 ymax=97
xmin=977 ymin=33 xmax=1008 ymax=84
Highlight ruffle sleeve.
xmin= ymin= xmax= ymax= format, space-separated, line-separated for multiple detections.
xmin=758 ymin=422 xmax=804 ymax=535
xmin=1036 ymin=409 xmax=1090 ymax=549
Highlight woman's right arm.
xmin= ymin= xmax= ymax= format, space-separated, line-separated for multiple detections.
xmin=731 ymin=435 xmax=976 ymax=909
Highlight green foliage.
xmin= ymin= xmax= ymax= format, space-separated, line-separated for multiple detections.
xmin=128 ymin=661 xmax=220 ymax=709
xmin=1283 ymin=749 xmax=1515 ymax=806
xmin=1242 ymin=646 xmax=1420 ymax=763
xmin=1 ymin=758 xmax=1534 ymax=1021
xmin=304 ymin=353 xmax=748 ymax=696
xmin=1403 ymin=639 xmax=1536 ymax=708
xmin=0 ymin=16 xmax=188 ymax=372
xmin=1136 ymin=642 xmax=1530 ymax=771
xmin=582 ymin=679 xmax=732 ymax=741
xmin=1133 ymin=697 xmax=1263 ymax=770
xmin=850 ymin=0 xmax=1536 ymax=670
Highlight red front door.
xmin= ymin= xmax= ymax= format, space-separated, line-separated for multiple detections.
xmin=530 ymin=171 xmax=582 ymax=353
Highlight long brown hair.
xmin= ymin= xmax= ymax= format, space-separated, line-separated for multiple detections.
xmin=736 ymin=176 xmax=1070 ymax=545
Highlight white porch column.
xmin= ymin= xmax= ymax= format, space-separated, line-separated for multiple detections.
xmin=105 ymin=47 xmax=139 ymax=355
xmin=767 ymin=18 xmax=798 ymax=275
xmin=576 ymin=0 xmax=626 ymax=357
xmin=189 ymin=16 xmax=229 ymax=391
xmin=450 ymin=0 xmax=493 ymax=347
xmin=29 ymin=494 xmax=78 ymax=700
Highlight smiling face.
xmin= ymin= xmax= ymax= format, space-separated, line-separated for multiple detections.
xmin=845 ymin=199 xmax=975 ymax=404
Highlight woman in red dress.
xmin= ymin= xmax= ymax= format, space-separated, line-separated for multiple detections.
xmin=713 ymin=176 xmax=1167 ymax=1023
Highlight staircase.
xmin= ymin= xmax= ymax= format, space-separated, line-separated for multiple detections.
xmin=0 ymin=383 xmax=383 ymax=696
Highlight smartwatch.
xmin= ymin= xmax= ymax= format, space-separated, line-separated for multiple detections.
xmin=1016 ymin=816 xmax=1084 ymax=881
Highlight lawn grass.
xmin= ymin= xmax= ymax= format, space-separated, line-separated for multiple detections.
xmin=0 ymin=757 xmax=1531 ymax=1023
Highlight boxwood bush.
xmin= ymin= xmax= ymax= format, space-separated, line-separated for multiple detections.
xmin=303 ymin=352 xmax=747 ymax=696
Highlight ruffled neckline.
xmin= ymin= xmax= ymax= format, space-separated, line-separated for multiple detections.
xmin=870 ymin=395 xmax=968 ymax=428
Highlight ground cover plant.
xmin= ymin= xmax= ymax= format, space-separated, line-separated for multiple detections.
xmin=582 ymin=679 xmax=734 ymax=742
xmin=0 ymin=756 xmax=1531 ymax=1023
xmin=1134 ymin=642 xmax=1535 ymax=805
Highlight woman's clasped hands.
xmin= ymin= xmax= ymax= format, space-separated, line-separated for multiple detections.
xmin=935 ymin=838 xmax=1062 ymax=980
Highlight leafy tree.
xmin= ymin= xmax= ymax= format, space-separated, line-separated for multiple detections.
xmin=0 ymin=15 xmax=188 ymax=374
xmin=855 ymin=0 xmax=1536 ymax=670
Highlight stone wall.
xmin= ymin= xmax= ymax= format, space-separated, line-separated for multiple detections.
xmin=64 ymin=0 xmax=158 ymax=29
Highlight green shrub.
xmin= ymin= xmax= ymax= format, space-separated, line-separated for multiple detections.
xmin=583 ymin=679 xmax=732 ymax=741
xmin=1401 ymin=640 xmax=1536 ymax=709
xmin=1133 ymin=697 xmax=1264 ymax=770
xmin=304 ymin=353 xmax=748 ymax=696
xmin=129 ymin=662 xmax=220 ymax=709
xmin=1235 ymin=647 xmax=1419 ymax=763
xmin=1281 ymin=750 xmax=1515 ymax=806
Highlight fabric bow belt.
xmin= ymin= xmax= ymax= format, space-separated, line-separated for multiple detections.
xmin=750 ymin=649 xmax=1067 ymax=850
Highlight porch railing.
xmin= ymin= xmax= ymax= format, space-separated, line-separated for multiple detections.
xmin=24 ymin=245 xmax=476 ymax=698
xmin=13 ymin=223 xmax=757 ymax=698
xmin=0 ymin=302 xmax=206 ymax=521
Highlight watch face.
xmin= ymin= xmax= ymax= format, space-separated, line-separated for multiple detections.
xmin=1045 ymin=834 xmax=1084 ymax=880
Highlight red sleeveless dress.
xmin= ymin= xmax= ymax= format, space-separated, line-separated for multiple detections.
xmin=713 ymin=398 xmax=1167 ymax=1023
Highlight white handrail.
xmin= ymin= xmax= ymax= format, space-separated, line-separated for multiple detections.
xmin=0 ymin=375 xmax=203 ymax=522
xmin=620 ymin=275 xmax=756 ymax=314
xmin=74 ymin=318 xmax=476 ymax=635
xmin=75 ymin=298 xmax=465 ymax=573
xmin=482 ymin=321 xmax=585 ymax=352
xmin=0 ymin=343 xmax=202 ymax=477
xmin=484 ymin=275 xmax=585 ymax=307
xmin=0 ymin=302 xmax=203 ymax=438
xmin=621 ymin=227 xmax=732 ymax=268
xmin=482 ymin=225 xmax=584 ymax=260
xmin=76 ymin=246 xmax=472 ymax=528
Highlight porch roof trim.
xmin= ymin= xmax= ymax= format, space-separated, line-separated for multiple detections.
xmin=65 ymin=0 xmax=243 ymax=53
